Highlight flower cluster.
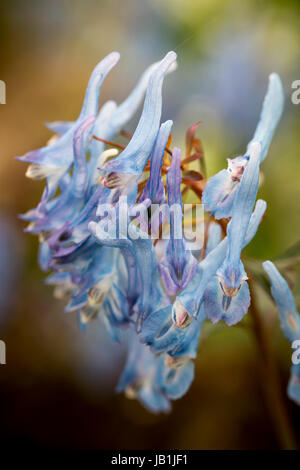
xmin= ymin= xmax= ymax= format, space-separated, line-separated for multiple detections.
xmin=20 ymin=51 xmax=300 ymax=412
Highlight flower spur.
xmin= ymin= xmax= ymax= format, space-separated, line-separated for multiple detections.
xmin=202 ymin=73 xmax=284 ymax=219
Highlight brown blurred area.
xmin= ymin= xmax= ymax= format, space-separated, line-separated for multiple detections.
xmin=0 ymin=0 xmax=300 ymax=449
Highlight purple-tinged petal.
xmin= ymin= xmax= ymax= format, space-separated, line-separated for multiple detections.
xmin=38 ymin=241 xmax=51 ymax=271
xmin=140 ymin=120 xmax=172 ymax=204
xmin=28 ymin=116 xmax=96 ymax=233
xmin=71 ymin=115 xmax=95 ymax=197
xmin=159 ymin=147 xmax=197 ymax=295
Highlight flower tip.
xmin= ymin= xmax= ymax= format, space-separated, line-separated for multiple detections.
xmin=166 ymin=50 xmax=177 ymax=61
xmin=256 ymin=199 xmax=267 ymax=213
xmin=108 ymin=51 xmax=121 ymax=64
xmin=267 ymin=73 xmax=284 ymax=107
xmin=262 ymin=260 xmax=273 ymax=273
xmin=164 ymin=119 xmax=173 ymax=128
xmin=161 ymin=51 xmax=177 ymax=71
xmin=269 ymin=72 xmax=282 ymax=86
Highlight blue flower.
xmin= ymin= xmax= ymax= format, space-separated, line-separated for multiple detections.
xmin=202 ymin=73 xmax=284 ymax=219
xmin=21 ymin=51 xmax=295 ymax=413
xmin=175 ymin=198 xmax=267 ymax=322
xmin=27 ymin=116 xmax=96 ymax=235
xmin=89 ymin=57 xmax=176 ymax=191
xmin=101 ymin=51 xmax=177 ymax=178
xmin=140 ymin=120 xmax=172 ymax=205
xmin=205 ymin=142 xmax=261 ymax=325
xmin=262 ymin=261 xmax=300 ymax=405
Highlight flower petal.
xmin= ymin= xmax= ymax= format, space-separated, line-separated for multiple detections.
xmin=218 ymin=142 xmax=261 ymax=290
xmin=177 ymin=198 xmax=266 ymax=318
xmin=203 ymin=275 xmax=250 ymax=325
xmin=247 ymin=73 xmax=284 ymax=162
xmin=140 ymin=120 xmax=173 ymax=204
xmin=262 ymin=261 xmax=300 ymax=343
xmin=102 ymin=51 xmax=177 ymax=175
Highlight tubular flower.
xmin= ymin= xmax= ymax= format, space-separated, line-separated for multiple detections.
xmin=203 ymin=142 xmax=262 ymax=325
xmin=202 ymin=73 xmax=284 ymax=219
xmin=262 ymin=261 xmax=300 ymax=406
xmin=20 ymin=50 xmax=299 ymax=414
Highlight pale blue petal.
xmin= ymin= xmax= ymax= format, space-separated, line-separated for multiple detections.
xmin=202 ymin=169 xmax=238 ymax=220
xmin=102 ymin=51 xmax=177 ymax=175
xmin=38 ymin=241 xmax=51 ymax=271
xmin=206 ymin=222 xmax=222 ymax=254
xmin=262 ymin=261 xmax=300 ymax=343
xmin=203 ymin=74 xmax=283 ymax=219
xmin=247 ymin=73 xmax=284 ymax=162
xmin=109 ymin=58 xmax=176 ymax=134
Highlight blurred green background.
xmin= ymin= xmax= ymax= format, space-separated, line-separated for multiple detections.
xmin=0 ymin=0 xmax=300 ymax=450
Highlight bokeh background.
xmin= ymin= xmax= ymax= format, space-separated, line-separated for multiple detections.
xmin=0 ymin=0 xmax=300 ymax=450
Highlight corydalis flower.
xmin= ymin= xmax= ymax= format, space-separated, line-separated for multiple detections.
xmin=202 ymin=73 xmax=284 ymax=219
xmin=203 ymin=142 xmax=261 ymax=325
xmin=263 ymin=261 xmax=300 ymax=406
xmin=20 ymin=50 xmax=298 ymax=415
xmin=101 ymin=51 xmax=177 ymax=178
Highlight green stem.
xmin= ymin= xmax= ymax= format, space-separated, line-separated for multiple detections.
xmin=249 ymin=280 xmax=298 ymax=449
